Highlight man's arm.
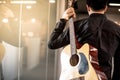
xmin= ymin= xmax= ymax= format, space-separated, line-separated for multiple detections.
xmin=48 ymin=7 xmax=76 ymax=49
xmin=48 ymin=19 xmax=70 ymax=49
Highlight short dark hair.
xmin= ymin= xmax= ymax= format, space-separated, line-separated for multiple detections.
xmin=86 ymin=0 xmax=108 ymax=11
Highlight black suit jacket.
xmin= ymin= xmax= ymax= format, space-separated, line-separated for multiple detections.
xmin=48 ymin=13 xmax=120 ymax=80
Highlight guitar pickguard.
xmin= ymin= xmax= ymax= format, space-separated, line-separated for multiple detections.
xmin=78 ymin=52 xmax=89 ymax=74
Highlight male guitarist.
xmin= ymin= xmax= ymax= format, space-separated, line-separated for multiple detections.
xmin=48 ymin=0 xmax=120 ymax=80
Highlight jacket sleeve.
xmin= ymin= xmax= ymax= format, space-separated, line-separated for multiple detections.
xmin=48 ymin=19 xmax=70 ymax=49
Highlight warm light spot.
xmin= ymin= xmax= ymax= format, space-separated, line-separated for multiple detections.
xmin=49 ymin=0 xmax=55 ymax=3
xmin=2 ymin=18 xmax=8 ymax=23
xmin=109 ymin=3 xmax=120 ymax=6
xmin=31 ymin=18 xmax=36 ymax=23
xmin=14 ymin=18 xmax=18 ymax=21
xmin=22 ymin=33 xmax=27 ymax=37
xmin=0 ymin=1 xmax=6 ymax=3
xmin=11 ymin=1 xmax=37 ymax=4
xmin=28 ymin=32 xmax=34 ymax=37
xmin=118 ymin=9 xmax=120 ymax=12
xmin=26 ymin=5 xmax=32 ymax=9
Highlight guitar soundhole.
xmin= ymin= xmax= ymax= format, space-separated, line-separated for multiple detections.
xmin=70 ymin=54 xmax=79 ymax=66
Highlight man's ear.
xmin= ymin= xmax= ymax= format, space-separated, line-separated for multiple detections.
xmin=86 ymin=5 xmax=90 ymax=12
xmin=104 ymin=6 xmax=108 ymax=12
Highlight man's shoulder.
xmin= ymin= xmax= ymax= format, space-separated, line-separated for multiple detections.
xmin=105 ymin=19 xmax=120 ymax=28
xmin=104 ymin=19 xmax=120 ymax=33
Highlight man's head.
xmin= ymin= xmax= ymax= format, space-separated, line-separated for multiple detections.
xmin=86 ymin=0 xmax=108 ymax=14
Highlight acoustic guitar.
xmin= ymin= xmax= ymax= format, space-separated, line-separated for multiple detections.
xmin=59 ymin=0 xmax=98 ymax=80
xmin=60 ymin=43 xmax=99 ymax=80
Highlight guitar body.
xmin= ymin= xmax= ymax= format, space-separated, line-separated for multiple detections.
xmin=60 ymin=43 xmax=98 ymax=80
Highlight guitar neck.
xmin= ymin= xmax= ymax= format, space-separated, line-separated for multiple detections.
xmin=68 ymin=18 xmax=77 ymax=55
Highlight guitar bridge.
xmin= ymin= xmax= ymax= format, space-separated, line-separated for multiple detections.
xmin=70 ymin=76 xmax=84 ymax=80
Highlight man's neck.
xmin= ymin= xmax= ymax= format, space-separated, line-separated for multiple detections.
xmin=88 ymin=8 xmax=105 ymax=15
xmin=89 ymin=10 xmax=105 ymax=15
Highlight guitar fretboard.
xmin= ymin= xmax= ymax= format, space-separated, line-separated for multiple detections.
xmin=68 ymin=18 xmax=77 ymax=55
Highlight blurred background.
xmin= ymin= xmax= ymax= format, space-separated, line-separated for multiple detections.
xmin=0 ymin=0 xmax=120 ymax=80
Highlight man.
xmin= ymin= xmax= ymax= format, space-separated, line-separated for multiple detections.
xmin=48 ymin=0 xmax=120 ymax=80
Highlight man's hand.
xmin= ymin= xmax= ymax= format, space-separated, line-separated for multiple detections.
xmin=61 ymin=7 xmax=76 ymax=20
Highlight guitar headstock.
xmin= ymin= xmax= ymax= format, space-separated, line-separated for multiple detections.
xmin=68 ymin=0 xmax=77 ymax=8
